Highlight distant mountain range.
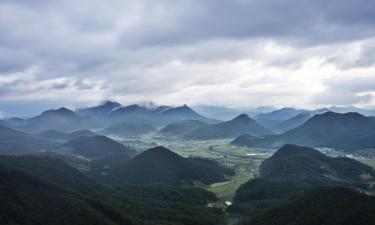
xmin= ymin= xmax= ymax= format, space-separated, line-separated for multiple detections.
xmin=232 ymin=111 xmax=375 ymax=151
xmin=107 ymin=104 xmax=217 ymax=126
xmin=185 ymin=114 xmax=272 ymax=140
xmin=1 ymin=102 xmax=216 ymax=133
xmin=89 ymin=146 xmax=234 ymax=185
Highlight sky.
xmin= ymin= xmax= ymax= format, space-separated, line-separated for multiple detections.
xmin=1 ymin=0 xmax=375 ymax=117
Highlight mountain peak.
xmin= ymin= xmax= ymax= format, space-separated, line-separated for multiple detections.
xmin=137 ymin=146 xmax=181 ymax=160
xmin=101 ymin=100 xmax=121 ymax=108
xmin=43 ymin=107 xmax=76 ymax=116
xmin=232 ymin=114 xmax=251 ymax=122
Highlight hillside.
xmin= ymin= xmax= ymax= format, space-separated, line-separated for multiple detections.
xmin=77 ymin=101 xmax=121 ymax=118
xmin=90 ymin=146 xmax=234 ymax=185
xmin=158 ymin=119 xmax=208 ymax=137
xmin=0 ymin=155 xmax=226 ymax=225
xmin=59 ymin=136 xmax=133 ymax=159
xmin=100 ymin=122 xmax=156 ymax=136
xmin=0 ymin=124 xmax=56 ymax=154
xmin=39 ymin=129 xmax=97 ymax=141
xmin=159 ymin=105 xmax=214 ymax=123
xmin=230 ymin=145 xmax=375 ymax=224
xmin=271 ymin=113 xmax=312 ymax=133
xmin=232 ymin=112 xmax=375 ymax=150
xmin=28 ymin=107 xmax=90 ymax=132
xmin=249 ymin=187 xmax=375 ymax=225
xmin=185 ymin=114 xmax=272 ymax=140
xmin=259 ymin=144 xmax=375 ymax=188
xmin=0 ymin=155 xmax=134 ymax=225
xmin=107 ymin=104 xmax=215 ymax=126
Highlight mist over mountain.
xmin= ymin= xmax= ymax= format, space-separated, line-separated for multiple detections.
xmin=76 ymin=101 xmax=121 ymax=119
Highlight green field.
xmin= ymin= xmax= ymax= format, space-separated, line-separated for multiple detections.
xmin=361 ymin=159 xmax=375 ymax=169
xmin=111 ymin=134 xmax=273 ymax=202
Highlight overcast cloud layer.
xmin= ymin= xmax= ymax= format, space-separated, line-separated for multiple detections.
xmin=1 ymin=0 xmax=375 ymax=117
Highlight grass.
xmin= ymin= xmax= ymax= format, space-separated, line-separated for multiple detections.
xmin=208 ymin=168 xmax=253 ymax=201
xmin=360 ymin=160 xmax=375 ymax=169
xmin=104 ymin=133 xmax=274 ymax=207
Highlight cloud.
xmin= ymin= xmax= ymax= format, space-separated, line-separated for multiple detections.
xmin=313 ymin=73 xmax=375 ymax=106
xmin=0 ymin=0 xmax=375 ymax=116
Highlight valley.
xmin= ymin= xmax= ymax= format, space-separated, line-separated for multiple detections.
xmin=1 ymin=101 xmax=375 ymax=225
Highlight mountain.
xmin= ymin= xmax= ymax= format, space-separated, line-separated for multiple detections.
xmin=59 ymin=136 xmax=133 ymax=159
xmin=107 ymin=104 xmax=215 ymax=126
xmin=185 ymin=114 xmax=272 ymax=140
xmin=108 ymin=104 xmax=151 ymax=119
xmin=271 ymin=112 xmax=312 ymax=133
xmin=255 ymin=108 xmax=307 ymax=128
xmin=39 ymin=129 xmax=97 ymax=141
xmin=158 ymin=119 xmax=209 ymax=137
xmin=28 ymin=107 xmax=90 ymax=132
xmin=232 ymin=112 xmax=375 ymax=150
xmin=0 ymin=117 xmax=28 ymax=127
xmin=89 ymin=146 xmax=234 ymax=185
xmin=0 ymin=124 xmax=56 ymax=154
xmin=77 ymin=101 xmax=121 ymax=118
xmin=229 ymin=145 xmax=375 ymax=224
xmin=329 ymin=106 xmax=375 ymax=116
xmin=0 ymin=155 xmax=134 ymax=225
xmin=248 ymin=187 xmax=375 ymax=225
xmin=193 ymin=105 xmax=250 ymax=120
xmin=99 ymin=122 xmax=156 ymax=136
xmin=259 ymin=144 xmax=375 ymax=188
xmin=0 ymin=155 xmax=225 ymax=225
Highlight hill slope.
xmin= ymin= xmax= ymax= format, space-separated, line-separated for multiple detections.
xmin=28 ymin=107 xmax=90 ymax=132
xmin=158 ymin=119 xmax=208 ymax=137
xmin=39 ymin=129 xmax=97 ymax=141
xmin=0 ymin=155 xmax=134 ymax=225
xmin=100 ymin=122 xmax=156 ymax=136
xmin=90 ymin=146 xmax=234 ymax=185
xmin=259 ymin=144 xmax=375 ymax=188
xmin=77 ymin=101 xmax=121 ymax=118
xmin=185 ymin=114 xmax=272 ymax=140
xmin=59 ymin=136 xmax=133 ymax=159
xmin=108 ymin=104 xmax=215 ymax=126
xmin=0 ymin=124 xmax=56 ymax=154
xmin=271 ymin=112 xmax=312 ymax=133
xmin=0 ymin=155 xmax=226 ymax=225
xmin=249 ymin=187 xmax=375 ymax=225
